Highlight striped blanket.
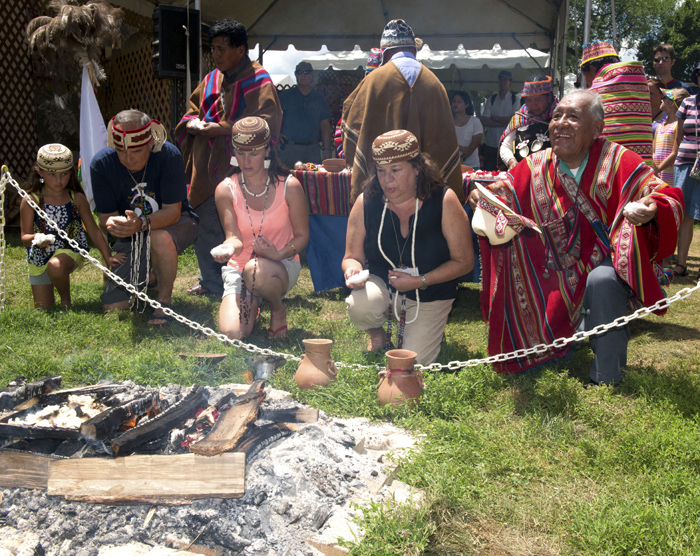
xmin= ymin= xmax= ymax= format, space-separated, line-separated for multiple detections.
xmin=590 ymin=61 xmax=653 ymax=163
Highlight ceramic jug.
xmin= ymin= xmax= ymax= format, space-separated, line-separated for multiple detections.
xmin=295 ymin=339 xmax=338 ymax=390
xmin=377 ymin=349 xmax=424 ymax=406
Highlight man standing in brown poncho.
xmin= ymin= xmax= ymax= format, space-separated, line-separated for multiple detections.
xmin=176 ymin=19 xmax=282 ymax=297
xmin=342 ymin=19 xmax=463 ymax=203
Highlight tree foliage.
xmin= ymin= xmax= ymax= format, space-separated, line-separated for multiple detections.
xmin=637 ymin=0 xmax=700 ymax=83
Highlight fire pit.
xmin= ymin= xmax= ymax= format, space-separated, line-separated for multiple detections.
xmin=0 ymin=376 xmax=421 ymax=555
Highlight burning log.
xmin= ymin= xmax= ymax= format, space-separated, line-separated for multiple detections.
xmin=0 ymin=423 xmax=79 ymax=441
xmin=80 ymin=393 xmax=160 ymax=441
xmin=189 ymin=381 xmax=266 ymax=457
xmin=234 ymin=423 xmax=294 ymax=460
xmin=111 ymin=387 xmax=206 ymax=457
xmin=0 ymin=376 xmax=62 ymax=411
xmin=41 ymin=383 xmax=130 ymax=406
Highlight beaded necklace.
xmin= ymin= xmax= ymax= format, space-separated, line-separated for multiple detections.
xmin=377 ymin=197 xmax=420 ymax=349
xmin=126 ymin=162 xmax=151 ymax=312
xmin=240 ymin=172 xmax=270 ymax=198
xmin=239 ymin=173 xmax=270 ymax=325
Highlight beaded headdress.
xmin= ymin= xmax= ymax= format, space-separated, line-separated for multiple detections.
xmin=107 ymin=117 xmax=167 ymax=152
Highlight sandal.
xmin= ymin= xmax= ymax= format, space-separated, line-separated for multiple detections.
xmin=148 ymin=304 xmax=174 ymax=326
xmin=268 ymin=325 xmax=287 ymax=339
xmin=187 ymin=283 xmax=211 ymax=296
xmin=673 ymin=264 xmax=688 ymax=277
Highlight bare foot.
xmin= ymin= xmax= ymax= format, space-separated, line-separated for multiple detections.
xmin=268 ymin=306 xmax=287 ymax=339
xmin=367 ymin=328 xmax=386 ymax=351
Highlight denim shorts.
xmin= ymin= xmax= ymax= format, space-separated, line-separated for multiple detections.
xmin=674 ymin=163 xmax=700 ymax=219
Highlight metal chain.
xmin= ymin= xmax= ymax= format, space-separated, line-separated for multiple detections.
xmin=0 ymin=166 xmax=7 ymax=311
xmin=1 ymin=168 xmax=698 ymax=373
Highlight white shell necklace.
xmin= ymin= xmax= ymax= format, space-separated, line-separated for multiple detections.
xmin=240 ymin=172 xmax=270 ymax=197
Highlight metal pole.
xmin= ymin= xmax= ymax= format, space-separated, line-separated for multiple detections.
xmin=195 ymin=0 xmax=202 ymax=81
xmin=560 ymin=0 xmax=570 ymax=97
xmin=185 ymin=1 xmax=191 ymax=101
xmin=610 ymin=0 xmax=618 ymax=50
xmin=582 ymin=0 xmax=592 ymax=88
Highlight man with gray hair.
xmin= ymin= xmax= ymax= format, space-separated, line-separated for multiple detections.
xmin=475 ymin=90 xmax=683 ymax=384
xmin=91 ymin=109 xmax=198 ymax=324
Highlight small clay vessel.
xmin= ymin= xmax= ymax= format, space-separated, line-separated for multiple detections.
xmin=377 ymin=349 xmax=424 ymax=406
xmin=295 ymin=339 xmax=338 ymax=390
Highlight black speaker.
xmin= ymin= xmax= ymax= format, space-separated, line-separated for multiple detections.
xmin=152 ymin=5 xmax=200 ymax=80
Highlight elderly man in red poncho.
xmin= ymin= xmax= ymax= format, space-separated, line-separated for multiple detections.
xmin=473 ymin=90 xmax=683 ymax=385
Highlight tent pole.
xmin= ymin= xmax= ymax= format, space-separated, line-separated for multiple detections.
xmin=559 ymin=0 xmax=570 ymax=98
xmin=582 ymin=0 xmax=592 ymax=88
xmin=511 ymin=35 xmax=547 ymax=74
xmin=610 ymin=0 xmax=618 ymax=50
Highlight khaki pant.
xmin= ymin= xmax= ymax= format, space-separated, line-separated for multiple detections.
xmin=346 ymin=274 xmax=454 ymax=366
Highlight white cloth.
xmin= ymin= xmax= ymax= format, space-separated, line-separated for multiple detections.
xmin=481 ymin=91 xmax=520 ymax=147
xmin=79 ymin=65 xmax=108 ymax=211
xmin=455 ymin=117 xmax=484 ymax=168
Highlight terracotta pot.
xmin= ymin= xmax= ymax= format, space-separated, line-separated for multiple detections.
xmin=295 ymin=339 xmax=338 ymax=390
xmin=377 ymin=349 xmax=424 ymax=406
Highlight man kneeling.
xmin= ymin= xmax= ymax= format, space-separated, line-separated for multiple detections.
xmin=474 ymin=91 xmax=683 ymax=384
xmin=91 ymin=110 xmax=198 ymax=324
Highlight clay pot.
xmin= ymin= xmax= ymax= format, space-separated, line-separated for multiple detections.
xmin=295 ymin=339 xmax=338 ymax=390
xmin=377 ymin=349 xmax=424 ymax=406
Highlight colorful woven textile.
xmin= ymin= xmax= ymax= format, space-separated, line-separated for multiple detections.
xmin=480 ymin=139 xmax=683 ymax=374
xmin=580 ymin=39 xmax=617 ymax=66
xmin=589 ymin=61 xmax=653 ymax=163
xmin=295 ymin=170 xmax=352 ymax=216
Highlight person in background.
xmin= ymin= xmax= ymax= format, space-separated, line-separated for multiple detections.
xmin=671 ymin=63 xmax=700 ymax=280
xmin=342 ymin=19 xmax=463 ymax=203
xmin=451 ymin=91 xmax=483 ymax=170
xmin=647 ymin=77 xmax=667 ymax=134
xmin=653 ymin=88 xmax=689 ymax=186
xmin=581 ymin=39 xmax=653 ymax=163
xmin=342 ymin=130 xmax=473 ymax=365
xmin=213 ymin=117 xmax=309 ymax=340
xmin=480 ymin=69 xmax=520 ymax=170
xmin=176 ymin=19 xmax=282 ymax=298
xmin=21 ymin=144 xmax=123 ymax=309
xmin=278 ymin=62 xmax=333 ymax=167
xmin=335 ymin=48 xmax=382 ymax=159
xmin=652 ymin=44 xmax=699 ymax=96
xmin=499 ymin=75 xmax=557 ymax=170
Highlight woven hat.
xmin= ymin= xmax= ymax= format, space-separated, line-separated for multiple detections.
xmin=580 ymin=39 xmax=618 ymax=67
xmin=380 ymin=19 xmax=416 ymax=50
xmin=521 ymin=75 xmax=552 ymax=97
xmin=366 ymin=48 xmax=382 ymax=72
xmin=372 ymin=130 xmax=420 ymax=165
xmin=231 ymin=116 xmax=271 ymax=152
xmin=36 ymin=143 xmax=73 ymax=172
xmin=107 ymin=117 xmax=167 ymax=153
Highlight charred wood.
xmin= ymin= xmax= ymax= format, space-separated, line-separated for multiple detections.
xmin=0 ymin=376 xmax=62 ymax=411
xmin=80 ymin=393 xmax=160 ymax=441
xmin=111 ymin=386 xmax=206 ymax=457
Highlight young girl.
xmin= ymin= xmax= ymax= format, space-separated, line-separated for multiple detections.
xmin=20 ymin=144 xmax=124 ymax=309
xmin=653 ymin=88 xmax=690 ymax=185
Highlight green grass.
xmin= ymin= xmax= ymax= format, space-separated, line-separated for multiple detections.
xmin=1 ymin=225 xmax=700 ymax=555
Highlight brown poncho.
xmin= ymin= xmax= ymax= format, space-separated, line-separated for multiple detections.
xmin=342 ymin=62 xmax=463 ymax=203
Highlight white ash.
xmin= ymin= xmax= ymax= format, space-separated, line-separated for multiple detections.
xmin=0 ymin=383 xmax=419 ymax=555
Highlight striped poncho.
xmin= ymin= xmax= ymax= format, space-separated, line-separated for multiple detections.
xmin=590 ymin=61 xmax=654 ymax=163
xmin=480 ymin=139 xmax=683 ymax=374
xmin=175 ymin=59 xmax=282 ymax=209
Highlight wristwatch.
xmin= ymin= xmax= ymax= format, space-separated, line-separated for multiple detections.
xmin=419 ymin=274 xmax=428 ymax=290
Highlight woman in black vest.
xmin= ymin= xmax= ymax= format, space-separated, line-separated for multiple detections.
xmin=342 ymin=130 xmax=473 ymax=365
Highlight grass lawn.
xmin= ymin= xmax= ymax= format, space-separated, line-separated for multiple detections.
xmin=1 ymin=223 xmax=700 ymax=555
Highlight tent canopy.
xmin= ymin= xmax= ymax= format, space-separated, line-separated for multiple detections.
xmin=303 ymin=43 xmax=550 ymax=89
xmin=169 ymin=0 xmax=565 ymax=52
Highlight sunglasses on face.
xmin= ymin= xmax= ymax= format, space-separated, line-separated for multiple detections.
xmin=653 ymin=56 xmax=671 ymax=63
xmin=296 ymin=70 xmax=312 ymax=75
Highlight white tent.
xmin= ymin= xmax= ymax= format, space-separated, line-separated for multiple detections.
xmin=303 ymin=44 xmax=551 ymax=90
xmin=270 ymin=74 xmax=296 ymax=87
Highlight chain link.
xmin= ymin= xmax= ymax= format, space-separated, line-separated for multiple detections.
xmin=1 ymin=168 xmax=699 ymax=372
